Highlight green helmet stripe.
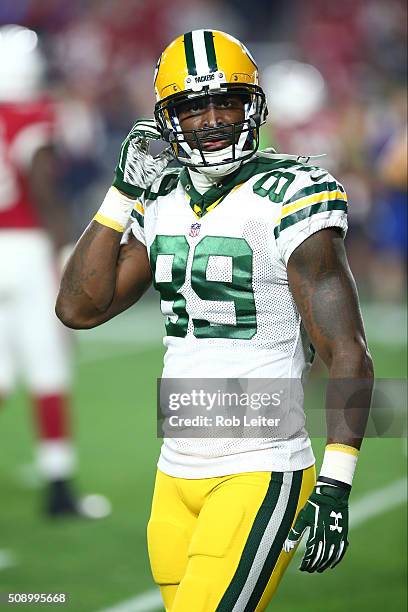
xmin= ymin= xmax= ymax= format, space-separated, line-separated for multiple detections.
xmin=184 ymin=31 xmax=197 ymax=76
xmin=204 ymin=31 xmax=218 ymax=72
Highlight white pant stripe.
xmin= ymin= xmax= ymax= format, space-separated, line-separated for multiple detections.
xmin=231 ymin=472 xmax=294 ymax=611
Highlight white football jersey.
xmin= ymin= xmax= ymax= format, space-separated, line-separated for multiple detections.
xmin=129 ymin=152 xmax=348 ymax=478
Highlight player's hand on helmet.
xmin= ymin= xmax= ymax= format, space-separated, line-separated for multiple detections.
xmin=283 ymin=483 xmax=350 ymax=573
xmin=113 ymin=119 xmax=173 ymax=198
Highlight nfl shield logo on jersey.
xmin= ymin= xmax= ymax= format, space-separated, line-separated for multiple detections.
xmin=189 ymin=222 xmax=201 ymax=237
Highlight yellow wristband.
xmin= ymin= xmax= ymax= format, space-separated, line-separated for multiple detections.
xmin=326 ymin=443 xmax=359 ymax=457
xmin=93 ymin=186 xmax=135 ymax=233
xmin=319 ymin=444 xmax=359 ymax=486
xmin=94 ymin=212 xmax=125 ymax=233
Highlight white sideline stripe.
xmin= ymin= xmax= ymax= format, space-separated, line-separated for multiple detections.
xmin=96 ymin=477 xmax=407 ymax=612
xmin=349 ymin=476 xmax=407 ymax=528
xmin=0 ymin=549 xmax=18 ymax=571
xmin=97 ymin=590 xmax=162 ymax=612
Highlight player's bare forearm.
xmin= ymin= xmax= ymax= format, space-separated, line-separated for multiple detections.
xmin=56 ymin=222 xmax=152 ymax=329
xmin=59 ymin=221 xmax=120 ymax=312
xmin=288 ymin=228 xmax=374 ymax=449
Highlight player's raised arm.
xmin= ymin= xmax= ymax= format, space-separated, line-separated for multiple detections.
xmin=55 ymin=120 xmax=172 ymax=329
xmin=56 ymin=224 xmax=151 ymax=329
xmin=284 ymin=227 xmax=374 ymax=572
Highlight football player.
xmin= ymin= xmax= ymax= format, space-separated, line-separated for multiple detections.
xmin=56 ymin=30 xmax=373 ymax=610
xmin=0 ymin=25 xmax=106 ymax=518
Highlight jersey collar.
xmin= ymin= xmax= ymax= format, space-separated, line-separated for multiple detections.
xmin=179 ymin=166 xmax=244 ymax=218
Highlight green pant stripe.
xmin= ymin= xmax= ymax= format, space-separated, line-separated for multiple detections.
xmin=184 ymin=31 xmax=197 ymax=75
xmin=274 ymin=200 xmax=347 ymax=238
xmin=244 ymin=470 xmax=303 ymax=611
xmin=216 ymin=472 xmax=283 ymax=611
xmin=204 ymin=30 xmax=218 ymax=72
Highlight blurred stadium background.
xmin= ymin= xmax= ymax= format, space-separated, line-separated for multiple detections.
xmin=0 ymin=0 xmax=406 ymax=611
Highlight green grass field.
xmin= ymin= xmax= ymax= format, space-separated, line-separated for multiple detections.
xmin=0 ymin=303 xmax=406 ymax=612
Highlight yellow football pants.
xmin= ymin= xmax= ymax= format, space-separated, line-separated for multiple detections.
xmin=147 ymin=465 xmax=316 ymax=611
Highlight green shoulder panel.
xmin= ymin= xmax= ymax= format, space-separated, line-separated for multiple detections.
xmin=243 ymin=154 xmax=327 ymax=198
xmin=247 ymin=155 xmax=303 ymax=204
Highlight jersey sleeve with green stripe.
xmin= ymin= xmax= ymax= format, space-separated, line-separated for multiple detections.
xmin=128 ymin=195 xmax=146 ymax=245
xmin=128 ymin=168 xmax=182 ymax=246
xmin=273 ymin=166 xmax=348 ymax=265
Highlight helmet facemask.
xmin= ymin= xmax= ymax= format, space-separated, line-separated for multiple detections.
xmin=155 ymin=84 xmax=267 ymax=176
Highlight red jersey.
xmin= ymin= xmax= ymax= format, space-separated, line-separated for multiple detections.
xmin=0 ymin=100 xmax=55 ymax=229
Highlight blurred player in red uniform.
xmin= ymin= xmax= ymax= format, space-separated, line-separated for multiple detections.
xmin=0 ymin=25 xmax=103 ymax=517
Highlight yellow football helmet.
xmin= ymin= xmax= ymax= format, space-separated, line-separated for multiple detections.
xmin=154 ymin=29 xmax=268 ymax=173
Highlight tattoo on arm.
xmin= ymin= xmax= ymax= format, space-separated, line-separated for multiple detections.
xmin=59 ymin=221 xmax=122 ymax=314
xmin=288 ymin=228 xmax=367 ymax=368
xmin=287 ymin=228 xmax=374 ymax=447
xmin=57 ymin=222 xmax=151 ymax=328
xmin=60 ymin=223 xmax=102 ymax=297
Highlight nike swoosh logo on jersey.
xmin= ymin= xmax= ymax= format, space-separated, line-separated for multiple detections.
xmin=310 ymin=172 xmax=328 ymax=182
